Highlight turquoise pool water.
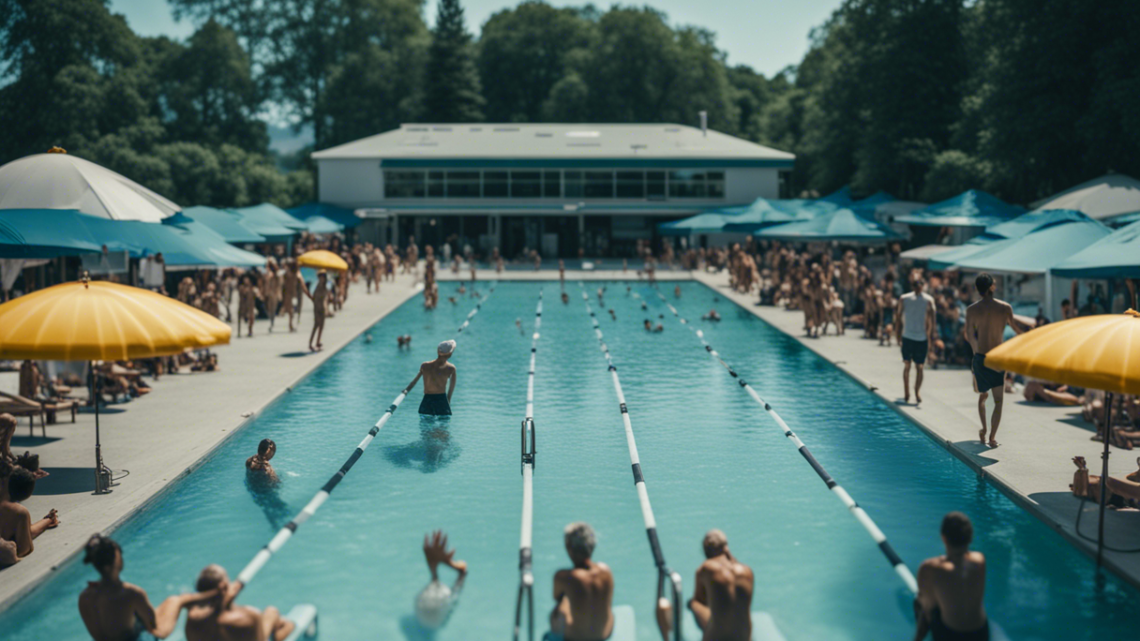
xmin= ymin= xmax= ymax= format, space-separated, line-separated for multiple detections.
xmin=1 ymin=281 xmax=1136 ymax=640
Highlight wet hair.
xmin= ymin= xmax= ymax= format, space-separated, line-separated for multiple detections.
xmin=6 ymin=466 xmax=36 ymax=502
xmin=564 ymin=522 xmax=596 ymax=560
xmin=941 ymin=512 xmax=973 ymax=548
xmin=703 ymin=529 xmax=728 ymax=558
xmin=258 ymin=439 xmax=275 ymax=456
xmin=975 ymin=273 xmax=995 ymax=296
xmin=15 ymin=452 xmax=39 ymax=473
xmin=83 ymin=534 xmax=121 ymax=574
xmin=196 ymin=564 xmax=228 ymax=591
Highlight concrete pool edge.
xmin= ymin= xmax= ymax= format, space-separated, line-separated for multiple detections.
xmin=0 ymin=281 xmax=422 ymax=614
xmin=690 ymin=272 xmax=1140 ymax=593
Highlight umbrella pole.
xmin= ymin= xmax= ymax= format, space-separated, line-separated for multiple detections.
xmin=93 ymin=361 xmax=110 ymax=495
xmin=1097 ymin=391 xmax=1113 ymax=569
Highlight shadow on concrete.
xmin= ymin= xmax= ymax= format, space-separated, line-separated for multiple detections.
xmin=10 ymin=436 xmax=62 ymax=448
xmin=78 ymin=406 xmax=127 ymax=415
xmin=951 ymin=441 xmax=1000 ymax=466
xmin=279 ymin=352 xmax=315 ymax=358
xmin=1030 ymin=491 xmax=1140 ymax=552
xmin=33 ymin=467 xmax=96 ymax=495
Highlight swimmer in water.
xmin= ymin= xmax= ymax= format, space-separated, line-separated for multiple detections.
xmin=675 ymin=285 xmax=681 ymax=298
xmin=516 ymin=318 xmax=524 ymax=334
xmin=448 ymin=297 xmax=458 ymax=305
xmin=364 ymin=333 xmax=373 ymax=343
xmin=415 ymin=530 xmax=467 ymax=630
xmin=644 ymin=319 xmax=663 ymax=333
xmin=609 ymin=309 xmax=616 ymax=321
xmin=703 ymin=309 xmax=721 ymax=322
xmin=562 ymin=292 xmax=570 ymax=304
xmin=398 ymin=335 xmax=413 ymax=349
xmin=405 ymin=340 xmax=457 ymax=416
xmin=458 ymin=285 xmax=467 ymax=294
xmin=245 ymin=439 xmax=278 ymax=483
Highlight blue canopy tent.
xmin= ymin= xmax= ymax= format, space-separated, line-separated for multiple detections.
xmin=817 ymin=186 xmax=853 ymax=207
xmin=721 ymin=199 xmax=801 ymax=232
xmin=657 ymin=209 xmax=745 ymax=236
xmin=848 ymin=191 xmax=896 ymax=219
xmin=754 ymin=208 xmax=904 ymax=243
xmin=182 ymin=206 xmax=266 ymax=244
xmin=161 ymin=213 xmax=266 ymax=268
xmin=0 ymin=209 xmax=104 ymax=257
xmin=895 ymin=190 xmax=1025 ymax=227
xmin=287 ymin=202 xmax=361 ymax=229
xmin=301 ymin=215 xmax=344 ymax=234
xmin=229 ymin=204 xmax=306 ymax=242
xmin=927 ymin=210 xmax=1089 ymax=270
xmin=953 ymin=214 xmax=1111 ymax=275
xmin=1051 ymin=220 xmax=1140 ymax=279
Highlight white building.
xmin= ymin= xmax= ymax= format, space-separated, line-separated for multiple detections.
xmin=312 ymin=123 xmax=794 ymax=258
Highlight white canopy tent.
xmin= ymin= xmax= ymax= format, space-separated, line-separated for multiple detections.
xmin=1030 ymin=174 xmax=1140 ymax=221
xmin=0 ymin=152 xmax=180 ymax=222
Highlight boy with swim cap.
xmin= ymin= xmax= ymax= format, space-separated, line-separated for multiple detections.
xmin=405 ymin=340 xmax=458 ymax=416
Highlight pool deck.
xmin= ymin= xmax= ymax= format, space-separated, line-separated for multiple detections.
xmin=686 ymin=271 xmax=1140 ymax=591
xmin=0 ymin=275 xmax=421 ymax=611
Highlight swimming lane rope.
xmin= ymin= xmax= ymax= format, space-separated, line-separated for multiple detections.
xmin=650 ymin=289 xmax=918 ymax=594
xmin=236 ymin=284 xmax=497 ymax=586
xmin=515 ymin=290 xmax=542 ymax=641
xmin=579 ymin=283 xmax=684 ymax=641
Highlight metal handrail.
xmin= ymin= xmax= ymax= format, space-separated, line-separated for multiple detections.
xmin=658 ymin=568 xmax=684 ymax=641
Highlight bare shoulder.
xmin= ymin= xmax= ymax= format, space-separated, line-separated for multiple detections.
xmin=968 ymin=550 xmax=986 ymax=566
xmin=123 ymin=582 xmax=149 ymax=598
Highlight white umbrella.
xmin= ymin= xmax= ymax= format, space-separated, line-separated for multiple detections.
xmin=1030 ymin=174 xmax=1140 ymax=221
xmin=0 ymin=151 xmax=180 ymax=222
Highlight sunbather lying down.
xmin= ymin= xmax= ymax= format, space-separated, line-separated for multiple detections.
xmin=1023 ymin=381 xmax=1081 ymax=406
xmin=1071 ymin=456 xmax=1140 ymax=509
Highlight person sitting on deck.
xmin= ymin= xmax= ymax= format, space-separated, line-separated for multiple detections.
xmin=0 ymin=461 xmax=60 ymax=567
xmin=1 ymin=414 xmax=47 ymax=479
xmin=78 ymin=534 xmax=217 ymax=640
xmin=245 ymin=439 xmax=278 ymax=483
xmin=415 ymin=530 xmax=467 ymax=630
xmin=913 ymin=512 xmax=989 ymax=641
xmin=666 ymin=529 xmax=754 ymax=641
xmin=184 ymin=565 xmax=295 ymax=641
xmin=1072 ymin=455 xmax=1140 ymax=507
xmin=548 ymin=522 xmax=613 ymax=641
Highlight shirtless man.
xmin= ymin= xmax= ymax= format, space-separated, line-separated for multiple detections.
xmin=550 ymin=522 xmax=613 ymax=641
xmin=405 ymin=340 xmax=458 ymax=416
xmin=913 ymin=512 xmax=989 ymax=641
xmin=281 ymin=260 xmax=299 ymax=332
xmin=78 ymin=534 xmax=215 ymax=641
xmin=0 ymin=464 xmax=59 ymax=566
xmin=307 ymin=271 xmax=332 ymax=352
xmin=245 ymin=439 xmax=278 ymax=483
xmin=185 ymin=565 xmax=294 ymax=641
xmin=965 ymin=273 xmax=1026 ymax=448
xmin=896 ymin=277 xmax=936 ymax=405
xmin=686 ymin=530 xmax=753 ymax=641
xmin=559 ymin=260 xmax=566 ymax=286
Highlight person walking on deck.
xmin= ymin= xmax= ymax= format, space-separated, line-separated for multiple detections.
xmin=896 ymin=277 xmax=935 ymax=405
xmin=965 ymin=273 xmax=1026 ymax=448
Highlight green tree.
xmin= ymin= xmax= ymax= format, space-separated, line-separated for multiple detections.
xmin=477 ymin=1 xmax=592 ymax=122
xmin=422 ymin=0 xmax=484 ymax=122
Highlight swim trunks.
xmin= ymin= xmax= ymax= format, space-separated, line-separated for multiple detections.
xmin=419 ymin=393 xmax=452 ymax=416
xmin=972 ymin=354 xmax=1004 ymax=392
xmin=930 ymin=608 xmax=989 ymax=641
xmin=901 ymin=337 xmax=928 ymax=364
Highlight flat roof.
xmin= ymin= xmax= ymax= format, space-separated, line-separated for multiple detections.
xmin=312 ymin=123 xmax=794 ymax=167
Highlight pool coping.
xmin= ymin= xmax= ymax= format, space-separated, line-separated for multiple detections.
xmin=689 ymin=271 xmax=1140 ymax=593
xmin=0 ymin=280 xmax=423 ymax=614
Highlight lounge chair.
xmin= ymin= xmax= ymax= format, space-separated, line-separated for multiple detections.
xmin=0 ymin=391 xmax=77 ymax=437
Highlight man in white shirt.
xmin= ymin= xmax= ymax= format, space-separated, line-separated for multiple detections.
xmin=895 ymin=278 xmax=936 ymax=405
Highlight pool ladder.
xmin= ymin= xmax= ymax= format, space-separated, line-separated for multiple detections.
xmin=514 ymin=417 xmax=537 ymax=641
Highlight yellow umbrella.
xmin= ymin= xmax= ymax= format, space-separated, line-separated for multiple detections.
xmin=985 ymin=309 xmax=1140 ymax=568
xmin=985 ymin=309 xmax=1140 ymax=395
xmin=297 ymin=249 xmax=348 ymax=272
xmin=0 ymin=278 xmax=231 ymax=493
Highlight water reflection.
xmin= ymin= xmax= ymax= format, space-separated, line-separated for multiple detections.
xmin=384 ymin=415 xmax=459 ymax=473
xmin=245 ymin=471 xmax=291 ymax=530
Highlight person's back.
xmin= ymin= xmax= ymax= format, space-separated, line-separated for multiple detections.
xmin=690 ymin=530 xmax=753 ymax=641
xmin=915 ymin=512 xmax=988 ymax=641
xmin=185 ymin=565 xmax=292 ymax=641
xmin=965 ymin=296 xmax=1012 ymax=355
xmin=551 ymin=522 xmax=613 ymax=641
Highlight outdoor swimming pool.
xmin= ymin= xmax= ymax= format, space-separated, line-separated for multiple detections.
xmin=1 ymin=281 xmax=1136 ymax=640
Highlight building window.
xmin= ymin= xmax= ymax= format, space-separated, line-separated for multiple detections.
xmin=708 ymin=171 xmax=725 ymax=198
xmin=584 ymin=171 xmax=614 ymax=198
xmin=384 ymin=171 xmax=425 ymax=198
xmin=668 ymin=170 xmax=705 ymax=198
xmin=564 ymin=171 xmax=584 ymax=198
xmin=428 ymin=171 xmax=445 ymax=197
xmin=511 ymin=171 xmax=541 ymax=198
xmin=446 ymin=171 xmax=480 ymax=198
xmin=543 ymin=171 xmax=561 ymax=198
xmin=646 ymin=171 xmax=666 ymax=198
xmin=483 ymin=171 xmax=508 ymax=197
xmin=616 ymin=171 xmax=644 ymax=198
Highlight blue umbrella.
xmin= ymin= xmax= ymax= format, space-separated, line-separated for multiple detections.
xmin=161 ymin=213 xmax=266 ymax=268
xmin=0 ymin=209 xmax=104 ymax=257
xmin=895 ymin=190 xmax=1024 ymax=227
xmin=287 ymin=202 xmax=361 ymax=229
xmin=755 ymin=208 xmax=904 ymax=243
xmin=954 ymin=213 xmax=1110 ymax=274
xmin=182 ymin=206 xmax=266 ymax=244
xmin=302 ymin=215 xmax=346 ymax=235
xmin=1051 ymin=220 xmax=1140 ymax=279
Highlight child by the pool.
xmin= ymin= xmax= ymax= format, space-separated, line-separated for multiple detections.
xmin=405 ymin=340 xmax=458 ymax=416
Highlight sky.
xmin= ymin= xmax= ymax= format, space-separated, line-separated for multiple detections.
xmin=108 ymin=0 xmax=840 ymax=77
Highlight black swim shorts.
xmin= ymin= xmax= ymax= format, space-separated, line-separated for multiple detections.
xmin=901 ymin=337 xmax=928 ymax=364
xmin=972 ymin=354 xmax=1004 ymax=392
xmin=418 ymin=393 xmax=452 ymax=416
